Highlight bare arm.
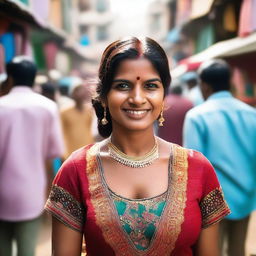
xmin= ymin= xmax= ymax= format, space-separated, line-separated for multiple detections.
xmin=195 ymin=223 xmax=220 ymax=256
xmin=52 ymin=217 xmax=83 ymax=256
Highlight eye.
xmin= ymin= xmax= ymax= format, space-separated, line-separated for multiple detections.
xmin=144 ymin=83 xmax=159 ymax=90
xmin=113 ymin=83 xmax=130 ymax=90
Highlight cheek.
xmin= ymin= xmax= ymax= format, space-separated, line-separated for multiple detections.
xmin=149 ymin=93 xmax=164 ymax=106
xmin=107 ymin=91 xmax=127 ymax=105
xmin=106 ymin=95 xmax=123 ymax=114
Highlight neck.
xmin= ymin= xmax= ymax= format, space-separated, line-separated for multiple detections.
xmin=75 ymin=102 xmax=84 ymax=111
xmin=14 ymin=84 xmax=32 ymax=88
xmin=110 ymin=128 xmax=156 ymax=157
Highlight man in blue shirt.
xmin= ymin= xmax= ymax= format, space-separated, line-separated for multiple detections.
xmin=183 ymin=59 xmax=256 ymax=256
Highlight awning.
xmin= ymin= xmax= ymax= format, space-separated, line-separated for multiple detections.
xmin=190 ymin=32 xmax=256 ymax=62
xmin=190 ymin=0 xmax=215 ymax=20
xmin=0 ymin=0 xmax=92 ymax=61
xmin=0 ymin=0 xmax=45 ymax=28
xmin=171 ymin=32 xmax=256 ymax=78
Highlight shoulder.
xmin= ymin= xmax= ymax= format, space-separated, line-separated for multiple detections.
xmin=68 ymin=144 xmax=95 ymax=166
xmin=0 ymin=91 xmax=58 ymax=114
xmin=60 ymin=105 xmax=74 ymax=115
xmin=170 ymin=145 xmax=215 ymax=188
xmin=172 ymin=144 xmax=206 ymax=162
xmin=0 ymin=93 xmax=10 ymax=102
xmin=233 ymin=98 xmax=256 ymax=113
xmin=173 ymin=144 xmax=212 ymax=171
xmin=186 ymin=149 xmax=216 ymax=183
xmin=0 ymin=92 xmax=15 ymax=106
xmin=187 ymin=149 xmax=210 ymax=167
xmin=186 ymin=101 xmax=212 ymax=116
xmin=54 ymin=144 xmax=95 ymax=184
xmin=30 ymin=92 xmax=58 ymax=112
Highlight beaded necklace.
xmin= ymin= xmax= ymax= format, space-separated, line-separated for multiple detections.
xmin=107 ymin=137 xmax=159 ymax=168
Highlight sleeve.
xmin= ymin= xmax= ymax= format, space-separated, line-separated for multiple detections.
xmin=44 ymin=155 xmax=85 ymax=232
xmin=46 ymin=105 xmax=65 ymax=159
xmin=199 ymin=154 xmax=231 ymax=228
xmin=183 ymin=113 xmax=205 ymax=154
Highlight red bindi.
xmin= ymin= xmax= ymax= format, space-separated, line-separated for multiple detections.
xmin=136 ymin=76 xmax=140 ymax=80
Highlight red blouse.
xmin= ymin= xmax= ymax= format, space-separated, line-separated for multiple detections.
xmin=45 ymin=143 xmax=230 ymax=256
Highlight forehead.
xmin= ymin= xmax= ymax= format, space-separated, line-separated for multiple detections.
xmin=114 ymin=58 xmax=159 ymax=78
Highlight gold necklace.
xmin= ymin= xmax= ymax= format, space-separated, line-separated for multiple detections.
xmin=107 ymin=137 xmax=159 ymax=168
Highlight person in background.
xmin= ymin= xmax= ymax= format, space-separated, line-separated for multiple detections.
xmin=41 ymin=82 xmax=56 ymax=102
xmin=0 ymin=73 xmax=10 ymax=96
xmin=45 ymin=37 xmax=230 ymax=256
xmin=158 ymin=84 xmax=193 ymax=145
xmin=57 ymin=83 xmax=74 ymax=110
xmin=183 ymin=59 xmax=256 ymax=256
xmin=181 ymin=71 xmax=204 ymax=106
xmin=0 ymin=56 xmax=64 ymax=256
xmin=60 ymin=84 xmax=94 ymax=159
xmin=40 ymin=82 xmax=63 ymax=175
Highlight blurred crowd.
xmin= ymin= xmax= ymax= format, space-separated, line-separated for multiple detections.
xmin=0 ymin=56 xmax=256 ymax=256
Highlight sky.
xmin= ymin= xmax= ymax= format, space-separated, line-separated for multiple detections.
xmin=110 ymin=0 xmax=155 ymax=38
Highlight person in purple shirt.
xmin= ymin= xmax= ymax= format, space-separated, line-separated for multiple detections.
xmin=0 ymin=56 xmax=64 ymax=256
xmin=158 ymin=85 xmax=193 ymax=145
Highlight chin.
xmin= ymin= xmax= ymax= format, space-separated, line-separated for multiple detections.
xmin=112 ymin=117 xmax=156 ymax=132
xmin=121 ymin=122 xmax=154 ymax=132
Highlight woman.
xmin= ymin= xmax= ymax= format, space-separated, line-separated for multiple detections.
xmin=45 ymin=37 xmax=230 ymax=256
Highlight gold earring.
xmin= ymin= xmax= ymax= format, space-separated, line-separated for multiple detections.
xmin=101 ymin=106 xmax=108 ymax=125
xmin=158 ymin=105 xmax=165 ymax=127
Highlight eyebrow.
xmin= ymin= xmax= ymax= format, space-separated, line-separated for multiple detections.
xmin=112 ymin=79 xmax=131 ymax=83
xmin=146 ymin=78 xmax=162 ymax=83
xmin=112 ymin=78 xmax=162 ymax=83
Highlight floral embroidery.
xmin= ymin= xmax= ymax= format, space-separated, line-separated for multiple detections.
xmin=111 ymin=191 xmax=167 ymax=251
xmin=45 ymin=185 xmax=85 ymax=232
xmin=200 ymin=187 xmax=230 ymax=228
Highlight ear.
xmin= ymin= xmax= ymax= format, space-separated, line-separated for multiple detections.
xmin=200 ymin=82 xmax=212 ymax=100
xmin=6 ymin=76 xmax=13 ymax=86
xmin=101 ymin=100 xmax=107 ymax=108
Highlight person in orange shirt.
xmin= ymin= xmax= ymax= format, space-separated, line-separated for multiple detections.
xmin=61 ymin=84 xmax=94 ymax=159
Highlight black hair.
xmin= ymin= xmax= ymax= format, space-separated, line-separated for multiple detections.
xmin=198 ymin=59 xmax=231 ymax=92
xmin=59 ymin=85 xmax=69 ymax=96
xmin=92 ymin=37 xmax=172 ymax=138
xmin=6 ymin=56 xmax=37 ymax=87
xmin=41 ymin=83 xmax=56 ymax=101
xmin=170 ymin=85 xmax=182 ymax=95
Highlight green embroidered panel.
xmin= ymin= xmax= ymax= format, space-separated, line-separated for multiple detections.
xmin=110 ymin=191 xmax=167 ymax=251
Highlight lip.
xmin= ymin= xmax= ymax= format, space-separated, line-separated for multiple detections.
xmin=122 ymin=109 xmax=150 ymax=119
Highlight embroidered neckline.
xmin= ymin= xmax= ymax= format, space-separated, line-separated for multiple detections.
xmin=96 ymin=142 xmax=172 ymax=253
xmin=86 ymin=141 xmax=188 ymax=256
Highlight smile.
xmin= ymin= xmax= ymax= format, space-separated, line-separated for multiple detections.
xmin=123 ymin=109 xmax=149 ymax=119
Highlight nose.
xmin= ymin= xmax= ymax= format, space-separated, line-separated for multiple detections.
xmin=128 ymin=85 xmax=146 ymax=105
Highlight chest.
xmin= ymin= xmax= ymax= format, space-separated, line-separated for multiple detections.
xmin=82 ymin=146 xmax=203 ymax=256
xmin=103 ymin=159 xmax=169 ymax=199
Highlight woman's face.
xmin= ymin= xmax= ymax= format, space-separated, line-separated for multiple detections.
xmin=106 ymin=57 xmax=164 ymax=133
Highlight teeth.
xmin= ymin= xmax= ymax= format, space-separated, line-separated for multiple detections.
xmin=125 ymin=110 xmax=147 ymax=115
